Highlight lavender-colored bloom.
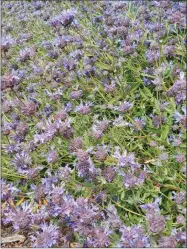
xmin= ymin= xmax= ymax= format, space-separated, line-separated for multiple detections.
xmin=75 ymin=102 xmax=93 ymax=115
xmin=116 ymin=101 xmax=133 ymax=113
xmin=47 ymin=150 xmax=58 ymax=164
xmin=16 ymin=122 xmax=29 ymax=135
xmin=69 ymin=90 xmax=83 ymax=100
xmin=133 ymin=117 xmax=146 ymax=131
xmin=54 ymin=109 xmax=67 ymax=121
xmin=119 ymin=225 xmax=150 ymax=248
xmin=69 ymin=137 xmax=83 ymax=152
xmin=32 ymin=184 xmax=46 ymax=203
xmin=21 ymin=101 xmax=37 ymax=116
xmin=4 ymin=202 xmax=32 ymax=231
xmin=11 ymin=152 xmax=32 ymax=171
xmin=1 ymin=71 xmax=21 ymax=90
xmin=86 ymin=228 xmax=110 ymax=248
xmin=102 ymin=167 xmax=116 ymax=182
xmin=1 ymin=179 xmax=18 ymax=201
xmin=18 ymin=47 xmax=35 ymax=62
xmin=158 ymin=235 xmax=176 ymax=248
xmin=94 ymin=145 xmax=108 ymax=161
xmin=30 ymin=223 xmax=59 ymax=248
xmin=57 ymin=165 xmax=72 ymax=180
xmin=53 ymin=36 xmax=67 ymax=49
xmin=175 ymin=231 xmax=186 ymax=245
xmin=172 ymin=191 xmax=186 ymax=204
xmin=31 ymin=206 xmax=49 ymax=225
xmin=140 ymin=198 xmax=161 ymax=214
xmin=113 ymin=147 xmax=140 ymax=170
xmin=176 ymin=215 xmax=185 ymax=224
xmin=1 ymin=35 xmax=15 ymax=52
xmin=152 ymin=115 xmax=166 ymax=128
xmin=147 ymin=213 xmax=165 ymax=233
xmin=64 ymin=102 xmax=73 ymax=112
xmin=5 ymin=143 xmax=20 ymax=154
xmin=175 ymin=153 xmax=185 ymax=163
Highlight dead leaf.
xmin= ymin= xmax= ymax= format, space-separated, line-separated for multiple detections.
xmin=1 ymin=235 xmax=26 ymax=244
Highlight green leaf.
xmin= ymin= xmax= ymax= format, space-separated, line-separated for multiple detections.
xmin=161 ymin=125 xmax=169 ymax=140
xmin=95 ymin=62 xmax=113 ymax=71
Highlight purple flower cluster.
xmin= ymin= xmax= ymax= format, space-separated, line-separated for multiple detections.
xmin=1 ymin=0 xmax=186 ymax=247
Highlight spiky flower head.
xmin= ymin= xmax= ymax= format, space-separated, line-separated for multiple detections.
xmin=69 ymin=137 xmax=83 ymax=152
xmin=1 ymin=35 xmax=15 ymax=52
xmin=1 ymin=179 xmax=19 ymax=201
xmin=11 ymin=152 xmax=32 ymax=171
xmin=158 ymin=235 xmax=176 ymax=248
xmin=102 ymin=167 xmax=116 ymax=182
xmin=21 ymin=100 xmax=37 ymax=116
xmin=119 ymin=225 xmax=150 ymax=248
xmin=47 ymin=150 xmax=58 ymax=164
xmin=4 ymin=202 xmax=32 ymax=231
xmin=30 ymin=223 xmax=59 ymax=248
xmin=75 ymin=102 xmax=93 ymax=115
xmin=69 ymin=90 xmax=83 ymax=100
xmin=116 ymin=101 xmax=133 ymax=113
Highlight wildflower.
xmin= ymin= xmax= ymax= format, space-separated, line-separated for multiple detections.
xmin=133 ymin=117 xmax=146 ymax=131
xmin=69 ymin=90 xmax=83 ymax=100
xmin=152 ymin=115 xmax=166 ymax=128
xmin=158 ymin=235 xmax=176 ymax=248
xmin=119 ymin=225 xmax=150 ymax=248
xmin=18 ymin=47 xmax=35 ymax=62
xmin=16 ymin=122 xmax=29 ymax=135
xmin=94 ymin=145 xmax=108 ymax=161
xmin=69 ymin=137 xmax=83 ymax=152
xmin=172 ymin=191 xmax=186 ymax=204
xmin=21 ymin=101 xmax=37 ymax=116
xmin=4 ymin=202 xmax=32 ymax=231
xmin=147 ymin=213 xmax=165 ymax=233
xmin=116 ymin=101 xmax=133 ymax=113
xmin=54 ymin=109 xmax=67 ymax=121
xmin=102 ymin=167 xmax=116 ymax=182
xmin=30 ymin=223 xmax=59 ymax=248
xmin=1 ymin=35 xmax=15 ymax=52
xmin=1 ymin=71 xmax=21 ymax=90
xmin=47 ymin=150 xmax=59 ymax=164
xmin=75 ymin=102 xmax=93 ymax=115
xmin=11 ymin=152 xmax=32 ymax=171
xmin=1 ymin=179 xmax=18 ymax=201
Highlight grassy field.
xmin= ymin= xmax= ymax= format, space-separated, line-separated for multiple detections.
xmin=1 ymin=1 xmax=186 ymax=248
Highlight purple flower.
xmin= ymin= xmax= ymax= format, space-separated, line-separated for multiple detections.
xmin=69 ymin=137 xmax=83 ymax=152
xmin=172 ymin=191 xmax=186 ymax=204
xmin=116 ymin=101 xmax=133 ymax=113
xmin=158 ymin=235 xmax=176 ymax=248
xmin=11 ymin=152 xmax=32 ymax=171
xmin=75 ymin=102 xmax=93 ymax=115
xmin=113 ymin=147 xmax=140 ymax=170
xmin=147 ymin=213 xmax=165 ymax=233
xmin=47 ymin=150 xmax=58 ymax=164
xmin=133 ymin=117 xmax=146 ymax=131
xmin=4 ymin=202 xmax=32 ymax=231
xmin=1 ymin=179 xmax=18 ymax=201
xmin=21 ymin=101 xmax=37 ymax=116
xmin=1 ymin=70 xmax=21 ymax=90
xmin=69 ymin=90 xmax=83 ymax=100
xmin=18 ymin=47 xmax=35 ymax=62
xmin=102 ymin=167 xmax=116 ymax=182
xmin=119 ymin=225 xmax=150 ymax=248
xmin=30 ymin=223 xmax=59 ymax=248
xmin=1 ymin=35 xmax=15 ymax=52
